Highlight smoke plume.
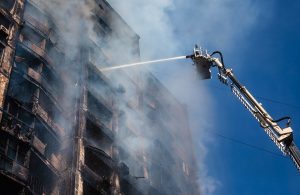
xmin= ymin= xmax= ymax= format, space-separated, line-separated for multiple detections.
xmin=108 ymin=0 xmax=274 ymax=194
xmin=28 ymin=0 xmax=274 ymax=194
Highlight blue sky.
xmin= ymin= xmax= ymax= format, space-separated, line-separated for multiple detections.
xmin=108 ymin=0 xmax=300 ymax=194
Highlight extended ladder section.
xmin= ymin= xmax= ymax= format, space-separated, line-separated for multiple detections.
xmin=188 ymin=46 xmax=300 ymax=171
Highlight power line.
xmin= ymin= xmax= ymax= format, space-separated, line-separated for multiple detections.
xmin=209 ymin=83 xmax=300 ymax=109
xmin=256 ymin=96 xmax=300 ymax=109
xmin=207 ymin=131 xmax=287 ymax=159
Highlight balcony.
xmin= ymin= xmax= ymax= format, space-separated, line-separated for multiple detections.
xmin=32 ymin=135 xmax=46 ymax=155
xmin=0 ymin=0 xmax=15 ymax=12
xmin=87 ymin=91 xmax=113 ymax=130
xmin=27 ymin=175 xmax=46 ymax=195
xmin=87 ymin=86 xmax=113 ymax=114
xmin=23 ymin=13 xmax=51 ymax=37
xmin=27 ymin=152 xmax=59 ymax=194
xmin=0 ymin=25 xmax=8 ymax=35
xmin=87 ymin=63 xmax=115 ymax=109
xmin=81 ymin=164 xmax=111 ymax=194
xmin=85 ymin=145 xmax=115 ymax=170
xmin=86 ymin=111 xmax=114 ymax=140
xmin=0 ymin=154 xmax=29 ymax=181
xmin=32 ymin=103 xmax=65 ymax=138
xmin=30 ymin=135 xmax=64 ymax=174
xmin=27 ymin=67 xmax=60 ymax=102
xmin=119 ymin=173 xmax=145 ymax=195
xmin=19 ymin=39 xmax=53 ymax=66
xmin=0 ymin=113 xmax=33 ymax=143
xmin=83 ymin=146 xmax=115 ymax=191
xmin=27 ymin=67 xmax=41 ymax=82
xmin=49 ymin=153 xmax=64 ymax=172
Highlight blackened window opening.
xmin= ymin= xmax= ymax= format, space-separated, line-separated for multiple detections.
xmin=0 ymin=0 xmax=15 ymax=11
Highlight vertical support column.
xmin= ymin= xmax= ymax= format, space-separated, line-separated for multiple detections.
xmin=0 ymin=0 xmax=25 ymax=121
xmin=72 ymin=49 xmax=88 ymax=195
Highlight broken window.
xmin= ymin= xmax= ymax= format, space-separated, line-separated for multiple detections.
xmin=84 ymin=146 xmax=113 ymax=178
xmin=83 ymin=181 xmax=100 ymax=195
xmin=87 ymin=64 xmax=110 ymax=90
xmin=0 ymin=12 xmax=10 ymax=47
xmin=34 ymin=119 xmax=60 ymax=159
xmin=39 ymin=91 xmax=55 ymax=117
xmin=0 ymin=44 xmax=5 ymax=59
xmin=97 ymin=17 xmax=112 ymax=34
xmin=18 ymin=109 xmax=34 ymax=127
xmin=87 ymin=92 xmax=112 ymax=128
xmin=0 ymin=12 xmax=10 ymax=29
xmin=24 ymin=2 xmax=49 ymax=30
xmin=23 ymin=1 xmax=50 ymax=39
xmin=37 ymin=90 xmax=66 ymax=137
xmin=85 ymin=119 xmax=113 ymax=156
xmin=4 ymin=97 xmax=19 ymax=116
xmin=0 ymin=30 xmax=7 ymax=46
xmin=0 ymin=0 xmax=15 ymax=11
xmin=0 ymin=136 xmax=7 ymax=154
xmin=15 ymin=44 xmax=43 ymax=72
xmin=21 ymin=26 xmax=46 ymax=49
xmin=15 ymin=45 xmax=63 ymax=99
xmin=0 ymin=152 xmax=13 ymax=171
xmin=8 ymin=73 xmax=37 ymax=104
xmin=41 ymin=65 xmax=58 ymax=86
xmin=90 ymin=15 xmax=110 ymax=39
xmin=1 ymin=107 xmax=34 ymax=142
xmin=7 ymin=139 xmax=17 ymax=160
xmin=16 ymin=146 xmax=27 ymax=165
xmin=28 ymin=154 xmax=57 ymax=194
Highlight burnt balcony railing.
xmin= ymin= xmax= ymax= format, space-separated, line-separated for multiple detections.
xmin=31 ymin=135 xmax=46 ymax=155
xmin=31 ymin=135 xmax=65 ymax=172
xmin=81 ymin=164 xmax=109 ymax=193
xmin=87 ymin=86 xmax=113 ymax=113
xmin=48 ymin=153 xmax=65 ymax=172
xmin=30 ymin=141 xmax=63 ymax=178
xmin=0 ymin=25 xmax=9 ymax=34
xmin=0 ymin=0 xmax=15 ymax=12
xmin=27 ymin=67 xmax=60 ymax=101
xmin=23 ymin=13 xmax=51 ymax=37
xmin=86 ymin=111 xmax=114 ymax=140
xmin=0 ymin=154 xmax=29 ymax=181
xmin=85 ymin=145 xmax=115 ymax=170
xmin=27 ymin=67 xmax=41 ymax=82
xmin=27 ymin=175 xmax=46 ymax=195
xmin=19 ymin=39 xmax=53 ymax=66
xmin=32 ymin=103 xmax=65 ymax=138
xmin=0 ymin=112 xmax=33 ymax=143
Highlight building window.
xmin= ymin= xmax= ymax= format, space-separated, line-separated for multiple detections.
xmin=7 ymin=139 xmax=17 ymax=160
xmin=0 ymin=0 xmax=15 ymax=11
xmin=0 ymin=44 xmax=4 ymax=60
xmin=0 ymin=137 xmax=7 ymax=154
xmin=0 ymin=31 xmax=7 ymax=46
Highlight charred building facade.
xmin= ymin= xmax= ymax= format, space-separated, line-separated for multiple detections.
xmin=0 ymin=0 xmax=199 ymax=194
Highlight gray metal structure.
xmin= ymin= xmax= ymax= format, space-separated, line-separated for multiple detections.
xmin=187 ymin=45 xmax=300 ymax=171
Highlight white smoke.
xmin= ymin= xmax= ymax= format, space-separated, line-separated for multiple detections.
xmin=28 ymin=0 xmax=275 ymax=193
xmin=108 ymin=0 xmax=274 ymax=194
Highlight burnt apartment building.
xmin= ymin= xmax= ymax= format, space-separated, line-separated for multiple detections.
xmin=0 ymin=0 xmax=199 ymax=194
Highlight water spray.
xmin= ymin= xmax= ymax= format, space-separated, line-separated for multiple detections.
xmin=100 ymin=43 xmax=300 ymax=171
xmin=100 ymin=55 xmax=188 ymax=72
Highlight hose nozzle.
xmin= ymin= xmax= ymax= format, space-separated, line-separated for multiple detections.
xmin=187 ymin=44 xmax=212 ymax=80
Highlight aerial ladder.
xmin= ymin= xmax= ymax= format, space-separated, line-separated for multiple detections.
xmin=186 ymin=45 xmax=300 ymax=171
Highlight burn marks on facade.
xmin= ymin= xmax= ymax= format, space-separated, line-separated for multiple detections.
xmin=0 ymin=0 xmax=199 ymax=194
